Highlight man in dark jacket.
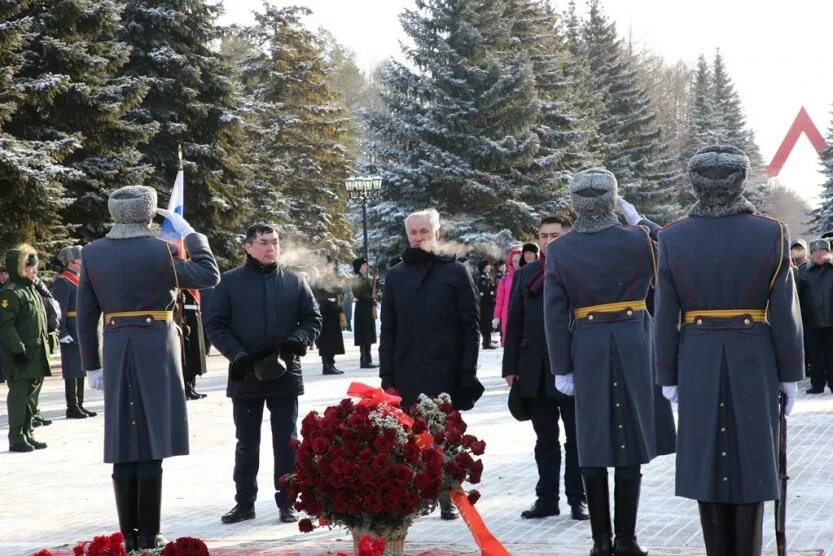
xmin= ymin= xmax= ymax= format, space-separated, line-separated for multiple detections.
xmin=206 ymin=222 xmax=322 ymax=525
xmin=379 ymin=208 xmax=481 ymax=520
xmin=797 ymin=238 xmax=833 ymax=394
xmin=77 ymin=186 xmax=221 ymax=550
xmin=351 ymin=257 xmax=378 ymax=367
xmin=791 ymin=239 xmax=809 ymax=271
xmin=0 ymin=245 xmax=52 ymax=452
xmin=52 ymin=245 xmax=97 ymax=418
xmin=655 ymin=146 xmax=803 ymax=555
xmin=477 ymin=260 xmax=496 ymax=349
xmin=313 ymin=256 xmax=346 ymax=375
xmin=503 ymin=215 xmax=588 ymax=521
xmin=545 ymin=168 xmax=675 ymax=556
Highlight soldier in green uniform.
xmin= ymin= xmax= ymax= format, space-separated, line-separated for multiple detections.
xmin=0 ymin=245 xmax=52 ymax=452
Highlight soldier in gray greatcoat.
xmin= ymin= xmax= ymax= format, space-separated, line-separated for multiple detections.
xmin=52 ymin=245 xmax=97 ymax=419
xmin=654 ymin=146 xmax=803 ymax=555
xmin=76 ymin=186 xmax=220 ymax=551
xmin=544 ymin=168 xmax=675 ymax=556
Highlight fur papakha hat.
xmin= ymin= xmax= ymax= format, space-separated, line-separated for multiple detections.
xmin=810 ymin=239 xmax=830 ymax=253
xmin=106 ymin=186 xmax=157 ymax=239
xmin=57 ymin=245 xmax=83 ymax=266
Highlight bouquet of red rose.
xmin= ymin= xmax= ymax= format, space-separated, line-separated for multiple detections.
xmin=281 ymin=396 xmax=445 ymax=539
xmin=408 ymin=393 xmax=485 ymax=505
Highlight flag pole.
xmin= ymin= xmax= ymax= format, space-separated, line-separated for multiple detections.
xmin=178 ymin=144 xmax=183 ymax=171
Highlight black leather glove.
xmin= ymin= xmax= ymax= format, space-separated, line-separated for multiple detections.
xmin=12 ymin=351 xmax=27 ymax=366
xmin=230 ymin=352 xmax=254 ymax=381
xmin=281 ymin=339 xmax=307 ymax=357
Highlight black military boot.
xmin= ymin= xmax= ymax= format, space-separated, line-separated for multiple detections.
xmin=136 ymin=474 xmax=166 ymax=549
xmin=583 ymin=473 xmax=612 ymax=556
xmin=65 ymin=379 xmax=88 ymax=418
xmin=698 ymin=502 xmax=730 ymax=556
xmin=322 ymin=360 xmax=343 ymax=375
xmin=732 ymin=502 xmax=763 ymax=556
xmin=520 ymin=498 xmax=559 ymax=519
xmin=77 ymin=379 xmax=98 ymax=417
xmin=113 ymin=477 xmax=139 ymax=552
xmin=185 ymin=378 xmax=207 ymax=400
xmin=612 ymin=475 xmax=647 ymax=556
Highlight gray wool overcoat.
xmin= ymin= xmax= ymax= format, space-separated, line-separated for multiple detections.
xmin=655 ymin=213 xmax=804 ymax=503
xmin=77 ymin=234 xmax=220 ymax=464
xmin=544 ymin=224 xmax=676 ymax=468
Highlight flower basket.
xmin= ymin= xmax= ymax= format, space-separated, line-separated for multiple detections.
xmin=349 ymin=526 xmax=406 ymax=556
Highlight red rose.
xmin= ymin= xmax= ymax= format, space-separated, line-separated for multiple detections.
xmin=471 ymin=439 xmax=486 ymax=456
xmin=414 ymin=472 xmax=432 ymax=490
xmin=412 ymin=419 xmax=427 ymax=434
xmin=455 ymin=451 xmax=474 ymax=469
xmin=402 ymin=441 xmax=420 ymax=463
xmin=358 ymin=447 xmax=375 ymax=464
xmin=446 ymin=429 xmax=463 ymax=445
xmin=462 ymin=434 xmax=477 ymax=447
xmin=469 ymin=459 xmax=484 ymax=484
xmin=311 ymin=436 xmax=331 ymax=455
xmin=362 ymin=494 xmax=384 ymax=513
xmin=391 ymin=463 xmax=413 ymax=484
xmin=433 ymin=431 xmax=446 ymax=445
xmin=298 ymin=518 xmax=315 ymax=533
xmin=468 ymin=489 xmax=481 ymax=505
xmin=33 ymin=551 xmax=53 ymax=556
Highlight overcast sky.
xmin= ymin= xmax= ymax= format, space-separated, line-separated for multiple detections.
xmin=219 ymin=0 xmax=832 ymax=205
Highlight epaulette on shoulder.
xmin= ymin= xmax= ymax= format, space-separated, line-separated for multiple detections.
xmin=749 ymin=213 xmax=783 ymax=228
xmin=659 ymin=217 xmax=690 ymax=231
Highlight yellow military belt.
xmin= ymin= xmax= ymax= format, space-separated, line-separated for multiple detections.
xmin=574 ymin=300 xmax=647 ymax=320
xmin=104 ymin=310 xmax=174 ymax=325
xmin=65 ymin=311 xmax=77 ymax=317
xmin=683 ymin=309 xmax=767 ymax=325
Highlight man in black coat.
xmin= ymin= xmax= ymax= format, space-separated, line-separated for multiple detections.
xmin=351 ymin=257 xmax=379 ymax=368
xmin=797 ymin=238 xmax=833 ymax=394
xmin=379 ymin=208 xmax=481 ymax=520
xmin=476 ymin=260 xmax=496 ymax=349
xmin=503 ymin=215 xmax=588 ymax=521
xmin=205 ymin=223 xmax=322 ymax=525
xmin=313 ymin=256 xmax=346 ymax=375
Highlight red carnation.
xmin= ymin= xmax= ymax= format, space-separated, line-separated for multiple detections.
xmin=298 ymin=518 xmax=316 ymax=533
xmin=412 ymin=419 xmax=427 ymax=434
xmin=469 ymin=459 xmax=484 ymax=484
xmin=446 ymin=429 xmax=463 ymax=445
xmin=433 ymin=430 xmax=446 ymax=445
xmin=471 ymin=439 xmax=486 ymax=456
xmin=311 ymin=436 xmax=331 ymax=455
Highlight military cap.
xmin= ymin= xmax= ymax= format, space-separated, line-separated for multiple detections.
xmin=810 ymin=239 xmax=830 ymax=253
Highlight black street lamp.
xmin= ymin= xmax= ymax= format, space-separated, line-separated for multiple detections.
xmin=345 ymin=176 xmax=383 ymax=261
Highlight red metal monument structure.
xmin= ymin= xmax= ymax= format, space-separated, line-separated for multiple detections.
xmin=766 ymin=106 xmax=828 ymax=177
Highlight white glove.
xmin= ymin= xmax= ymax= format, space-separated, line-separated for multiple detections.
xmin=491 ymin=318 xmax=500 ymax=331
xmin=662 ymin=385 xmax=678 ymax=403
xmin=156 ymin=208 xmax=195 ymax=237
xmin=87 ymin=369 xmax=104 ymax=391
xmin=779 ymin=382 xmax=797 ymax=416
xmin=616 ymin=196 xmax=642 ymax=225
xmin=59 ymin=335 xmax=74 ymax=344
xmin=555 ymin=373 xmax=575 ymax=396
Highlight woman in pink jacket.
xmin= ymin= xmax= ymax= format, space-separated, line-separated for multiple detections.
xmin=493 ymin=247 xmax=522 ymax=346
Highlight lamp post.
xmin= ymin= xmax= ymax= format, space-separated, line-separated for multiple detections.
xmin=344 ymin=176 xmax=383 ymax=261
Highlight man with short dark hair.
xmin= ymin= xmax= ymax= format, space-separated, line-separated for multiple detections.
xmin=206 ymin=223 xmax=322 ymax=525
xmin=0 ymin=265 xmax=8 ymax=286
xmin=503 ymin=215 xmax=588 ymax=521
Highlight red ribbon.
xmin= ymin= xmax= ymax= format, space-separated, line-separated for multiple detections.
xmin=450 ymin=488 xmax=510 ymax=556
xmin=346 ymin=382 xmax=414 ymax=427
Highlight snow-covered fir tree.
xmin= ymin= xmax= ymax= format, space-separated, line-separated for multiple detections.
xmin=581 ymin=0 xmax=682 ymax=224
xmin=0 ymin=0 xmax=79 ymax=250
xmin=236 ymin=6 xmax=355 ymax=259
xmin=8 ymin=0 xmax=156 ymax=244
xmin=365 ymin=0 xmax=553 ymax=258
xmin=809 ymin=113 xmax=833 ymax=234
xmin=119 ymin=0 xmax=249 ymax=266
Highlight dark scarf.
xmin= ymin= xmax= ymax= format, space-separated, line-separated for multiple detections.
xmin=527 ymin=251 xmax=546 ymax=296
xmin=402 ymin=247 xmax=453 ymax=266
xmin=246 ymin=254 xmax=277 ymax=274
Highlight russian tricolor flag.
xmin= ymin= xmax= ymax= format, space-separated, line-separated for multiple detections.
xmin=160 ymin=166 xmax=185 ymax=259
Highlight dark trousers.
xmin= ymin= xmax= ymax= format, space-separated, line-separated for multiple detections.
xmin=806 ymin=327 xmax=833 ymax=390
xmin=7 ymin=378 xmax=37 ymax=444
xmin=359 ymin=344 xmax=374 ymax=366
xmin=64 ymin=377 xmax=84 ymax=411
xmin=232 ymin=395 xmax=298 ymax=509
xmin=698 ymin=501 xmax=763 ymax=556
xmin=322 ymin=353 xmax=335 ymax=365
xmin=529 ymin=396 xmax=584 ymax=504
xmin=480 ymin=304 xmax=494 ymax=347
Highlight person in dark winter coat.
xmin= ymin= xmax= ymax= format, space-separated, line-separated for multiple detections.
xmin=351 ymin=257 xmax=378 ymax=368
xmin=77 ymin=186 xmax=220 ymax=551
xmin=0 ymin=245 xmax=52 ymax=452
xmin=52 ymin=245 xmax=97 ymax=419
xmin=380 ymin=208 xmax=481 ymax=521
xmin=180 ymin=288 xmax=208 ymax=399
xmin=797 ymin=238 xmax=833 ymax=394
xmin=205 ymin=222 xmax=321 ymax=526
xmin=791 ymin=239 xmax=809 ymax=272
xmin=313 ymin=257 xmax=346 ymax=375
xmin=503 ymin=215 xmax=589 ymax=521
xmin=519 ymin=243 xmax=539 ymax=267
xmin=545 ymin=168 xmax=675 ymax=556
xmin=476 ymin=260 xmax=496 ymax=349
xmin=655 ymin=146 xmax=803 ymax=556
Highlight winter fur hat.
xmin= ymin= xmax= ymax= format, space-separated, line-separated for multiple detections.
xmin=57 ymin=245 xmax=83 ymax=266
xmin=810 ymin=239 xmax=830 ymax=253
xmin=569 ymin=168 xmax=621 ymax=233
xmin=687 ymin=145 xmax=755 ymax=217
xmin=106 ymin=186 xmax=157 ymax=239
xmin=352 ymin=257 xmax=368 ymax=274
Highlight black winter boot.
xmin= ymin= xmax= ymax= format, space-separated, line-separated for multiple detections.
xmin=65 ymin=379 xmax=87 ymax=418
xmin=613 ymin=475 xmax=647 ymax=555
xmin=78 ymin=379 xmax=97 ymax=416
xmin=698 ymin=502 xmax=731 ymax=556
xmin=112 ymin=477 xmax=139 ymax=552
xmin=137 ymin=474 xmax=166 ymax=549
xmin=732 ymin=502 xmax=763 ymax=556
xmin=583 ymin=473 xmax=612 ymax=555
